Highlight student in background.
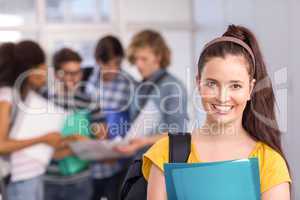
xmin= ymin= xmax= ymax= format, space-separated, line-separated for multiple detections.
xmin=115 ymin=30 xmax=189 ymax=156
xmin=85 ymin=36 xmax=136 ymax=200
xmin=143 ymin=25 xmax=291 ymax=200
xmin=0 ymin=41 xmax=62 ymax=200
xmin=42 ymin=48 xmax=106 ymax=200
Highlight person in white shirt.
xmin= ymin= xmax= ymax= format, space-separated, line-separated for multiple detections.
xmin=0 ymin=42 xmax=62 ymax=200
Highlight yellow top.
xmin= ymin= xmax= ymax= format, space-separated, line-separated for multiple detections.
xmin=142 ymin=136 xmax=291 ymax=193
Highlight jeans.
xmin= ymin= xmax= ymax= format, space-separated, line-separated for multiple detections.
xmin=7 ymin=176 xmax=44 ymax=200
xmin=44 ymin=176 xmax=92 ymax=200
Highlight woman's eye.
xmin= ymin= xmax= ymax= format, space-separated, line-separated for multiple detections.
xmin=231 ymin=84 xmax=242 ymax=89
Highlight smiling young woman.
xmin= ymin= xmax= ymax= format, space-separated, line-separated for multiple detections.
xmin=142 ymin=25 xmax=291 ymax=200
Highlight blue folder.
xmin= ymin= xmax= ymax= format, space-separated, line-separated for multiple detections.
xmin=164 ymin=158 xmax=260 ymax=200
xmin=104 ymin=110 xmax=130 ymax=139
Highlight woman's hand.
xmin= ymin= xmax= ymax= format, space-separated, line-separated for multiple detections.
xmin=52 ymin=134 xmax=90 ymax=159
xmin=53 ymin=147 xmax=73 ymax=159
xmin=41 ymin=132 xmax=62 ymax=148
xmin=63 ymin=134 xmax=90 ymax=142
xmin=114 ymin=137 xmax=148 ymax=156
xmin=59 ymin=134 xmax=90 ymax=148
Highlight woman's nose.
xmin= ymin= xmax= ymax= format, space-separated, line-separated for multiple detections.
xmin=217 ymin=87 xmax=230 ymax=103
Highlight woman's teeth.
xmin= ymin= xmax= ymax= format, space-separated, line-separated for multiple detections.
xmin=212 ymin=104 xmax=233 ymax=113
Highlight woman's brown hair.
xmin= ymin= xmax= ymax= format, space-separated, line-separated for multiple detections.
xmin=0 ymin=42 xmax=17 ymax=87
xmin=128 ymin=30 xmax=171 ymax=68
xmin=197 ymin=25 xmax=289 ymax=168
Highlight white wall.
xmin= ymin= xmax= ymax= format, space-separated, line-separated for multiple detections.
xmin=288 ymin=0 xmax=300 ymax=198
xmin=121 ymin=0 xmax=191 ymax=23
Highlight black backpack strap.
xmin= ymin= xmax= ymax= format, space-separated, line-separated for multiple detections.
xmin=120 ymin=158 xmax=147 ymax=200
xmin=168 ymin=133 xmax=191 ymax=163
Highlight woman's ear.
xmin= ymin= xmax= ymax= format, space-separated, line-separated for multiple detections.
xmin=248 ymin=79 xmax=256 ymax=100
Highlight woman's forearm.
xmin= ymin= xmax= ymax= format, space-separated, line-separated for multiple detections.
xmin=0 ymin=137 xmax=46 ymax=155
xmin=148 ymin=164 xmax=168 ymax=200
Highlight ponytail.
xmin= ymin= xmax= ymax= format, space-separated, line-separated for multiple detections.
xmin=225 ymin=25 xmax=285 ymax=156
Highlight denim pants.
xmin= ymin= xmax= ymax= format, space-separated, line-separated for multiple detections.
xmin=44 ymin=176 xmax=92 ymax=200
xmin=7 ymin=176 xmax=44 ymax=200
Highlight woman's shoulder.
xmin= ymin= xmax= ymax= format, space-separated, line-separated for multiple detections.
xmin=142 ymin=136 xmax=169 ymax=180
xmin=254 ymin=142 xmax=286 ymax=162
xmin=144 ymin=136 xmax=170 ymax=160
xmin=0 ymin=86 xmax=13 ymax=103
xmin=254 ymin=142 xmax=291 ymax=193
xmin=253 ymin=142 xmax=289 ymax=170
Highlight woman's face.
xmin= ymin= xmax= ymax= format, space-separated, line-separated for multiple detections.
xmin=198 ymin=55 xmax=255 ymax=125
xmin=134 ymin=47 xmax=161 ymax=79
xmin=27 ymin=63 xmax=47 ymax=90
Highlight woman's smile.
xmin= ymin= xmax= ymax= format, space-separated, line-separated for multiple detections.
xmin=211 ymin=104 xmax=234 ymax=115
